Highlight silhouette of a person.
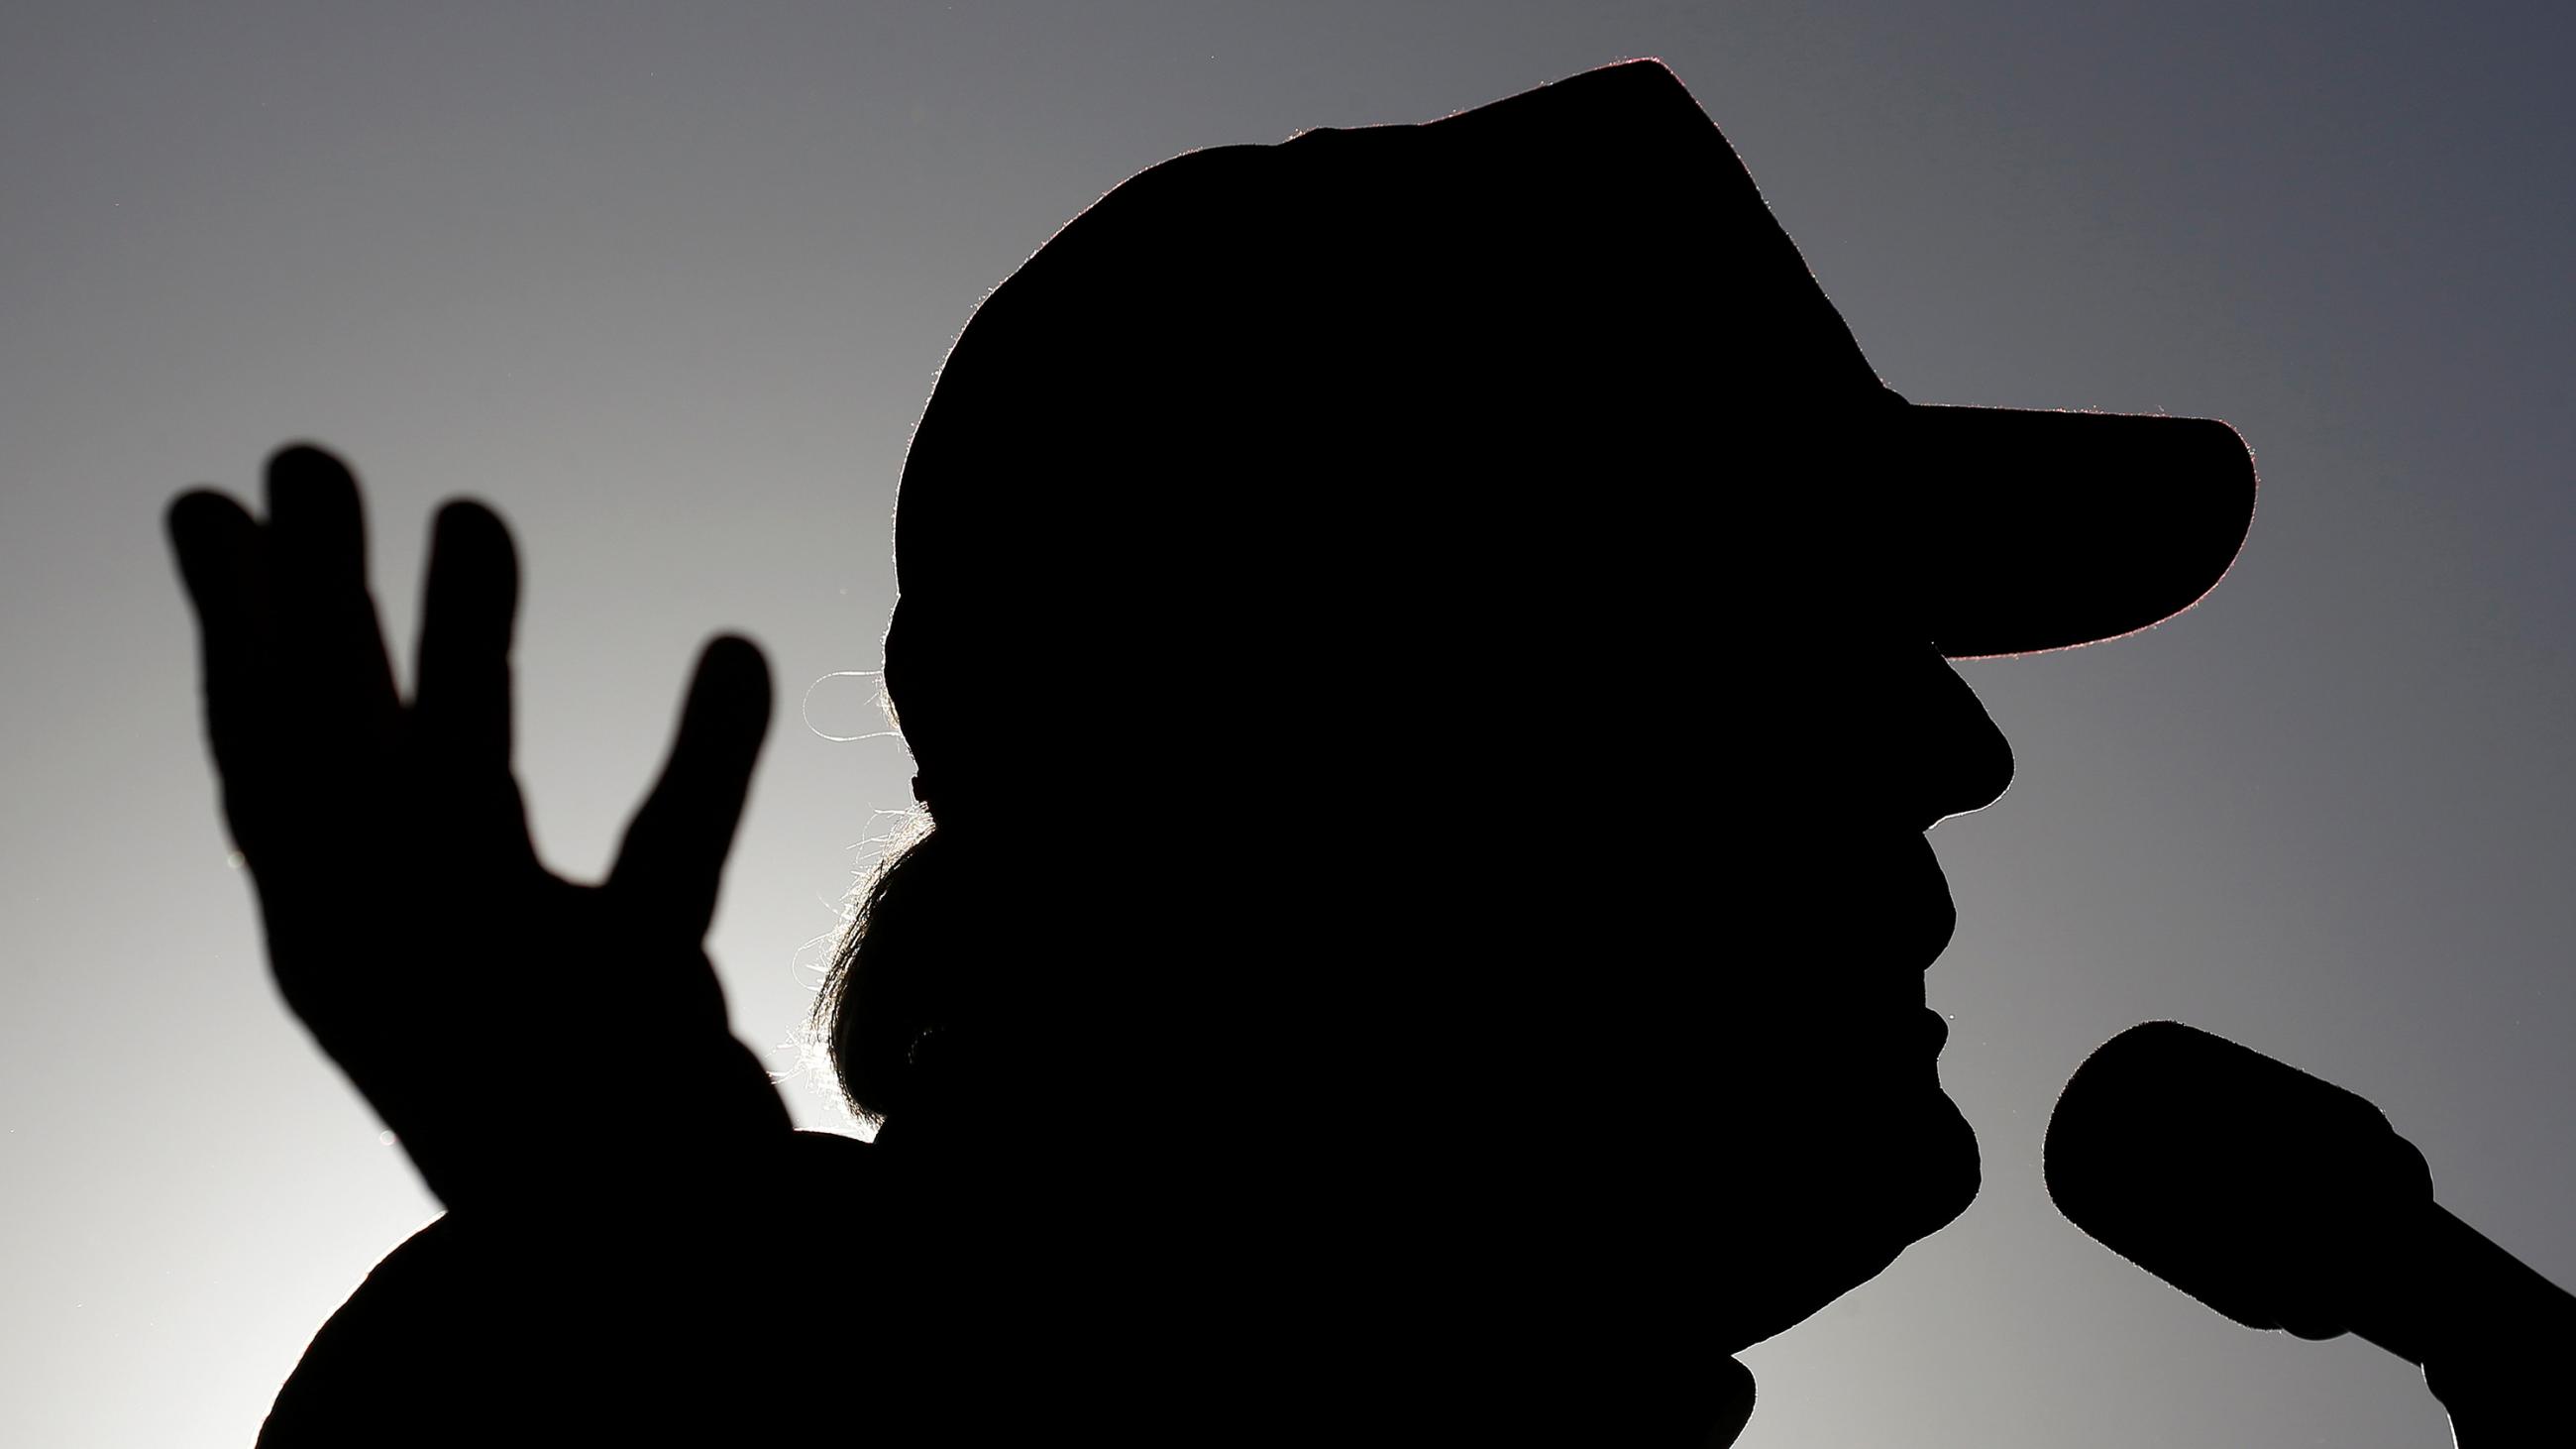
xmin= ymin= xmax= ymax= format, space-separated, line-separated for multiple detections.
xmin=171 ymin=60 xmax=2251 ymax=1446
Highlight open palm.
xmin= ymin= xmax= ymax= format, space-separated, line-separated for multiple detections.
xmin=168 ymin=445 xmax=788 ymax=1208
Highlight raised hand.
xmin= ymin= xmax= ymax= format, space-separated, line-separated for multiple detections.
xmin=168 ymin=445 xmax=789 ymax=1208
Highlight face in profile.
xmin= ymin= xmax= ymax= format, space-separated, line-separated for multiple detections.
xmin=841 ymin=61 xmax=2250 ymax=1432
xmin=860 ymin=430 xmax=2020 ymax=1380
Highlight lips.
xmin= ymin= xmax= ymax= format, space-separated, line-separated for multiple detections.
xmin=1894 ymin=835 xmax=1961 ymax=973
xmin=1733 ymin=832 xmax=1966 ymax=1065
xmin=1832 ymin=1008 xmax=1951 ymax=1068
xmin=1831 ymin=834 xmax=1962 ymax=1014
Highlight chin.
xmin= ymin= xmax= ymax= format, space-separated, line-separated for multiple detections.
xmin=1900 ymin=1086 xmax=1983 ymax=1239
xmin=1723 ymin=1088 xmax=1982 ymax=1352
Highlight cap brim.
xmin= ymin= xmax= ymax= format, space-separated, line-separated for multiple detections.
xmin=1909 ymin=404 xmax=2256 ymax=658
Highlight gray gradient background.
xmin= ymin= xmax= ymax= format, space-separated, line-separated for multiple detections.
xmin=5 ymin=3 xmax=2569 ymax=1444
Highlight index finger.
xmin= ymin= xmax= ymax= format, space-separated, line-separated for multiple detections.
xmin=167 ymin=488 xmax=281 ymax=849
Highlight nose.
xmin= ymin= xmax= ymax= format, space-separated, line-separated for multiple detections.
xmin=1925 ymin=653 xmax=2013 ymax=829
xmin=1912 ymin=646 xmax=2014 ymax=831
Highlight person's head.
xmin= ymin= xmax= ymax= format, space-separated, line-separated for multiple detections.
xmin=815 ymin=58 xmax=2251 ymax=1429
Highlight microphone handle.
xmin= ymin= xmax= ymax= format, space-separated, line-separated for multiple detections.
xmin=2345 ymin=1204 xmax=2576 ymax=1445
xmin=2344 ymin=1203 xmax=2576 ymax=1367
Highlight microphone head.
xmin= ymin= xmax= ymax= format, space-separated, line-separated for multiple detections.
xmin=2044 ymin=1020 xmax=2431 ymax=1338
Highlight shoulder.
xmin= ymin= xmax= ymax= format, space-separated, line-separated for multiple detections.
xmin=259 ymin=1131 xmax=886 ymax=1445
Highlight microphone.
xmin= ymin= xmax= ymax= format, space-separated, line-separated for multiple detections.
xmin=2044 ymin=1021 xmax=2574 ymax=1381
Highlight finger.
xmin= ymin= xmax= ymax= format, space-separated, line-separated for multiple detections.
xmin=411 ymin=499 xmax=520 ymax=780
xmin=263 ymin=444 xmax=399 ymax=757
xmin=167 ymin=488 xmax=262 ymax=661
xmin=607 ymin=635 xmax=773 ymax=940
xmin=167 ymin=489 xmax=280 ymax=843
